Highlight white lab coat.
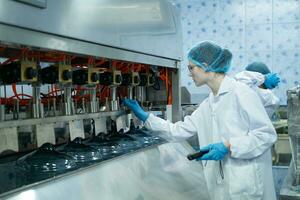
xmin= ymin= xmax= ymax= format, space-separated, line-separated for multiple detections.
xmin=144 ymin=76 xmax=277 ymax=200
xmin=234 ymin=71 xmax=280 ymax=118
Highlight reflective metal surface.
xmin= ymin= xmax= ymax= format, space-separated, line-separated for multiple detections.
xmin=280 ymin=161 xmax=300 ymax=199
xmin=0 ymin=162 xmax=26 ymax=195
xmin=0 ymin=0 xmax=182 ymax=61
xmin=16 ymin=143 xmax=77 ymax=182
xmin=0 ymin=23 xmax=177 ymax=68
xmin=1 ymin=142 xmax=210 ymax=200
xmin=281 ymin=87 xmax=300 ymax=199
xmin=58 ymin=137 xmax=102 ymax=164
xmin=0 ymin=110 xmax=127 ymax=129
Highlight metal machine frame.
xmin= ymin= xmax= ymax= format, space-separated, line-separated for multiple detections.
xmin=0 ymin=1 xmax=209 ymax=199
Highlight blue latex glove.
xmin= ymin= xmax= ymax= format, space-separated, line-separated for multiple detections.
xmin=199 ymin=142 xmax=229 ymax=161
xmin=264 ymin=73 xmax=280 ymax=89
xmin=123 ymin=99 xmax=149 ymax=122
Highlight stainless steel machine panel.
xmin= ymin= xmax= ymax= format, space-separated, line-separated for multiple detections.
xmin=1 ymin=142 xmax=210 ymax=200
xmin=0 ymin=1 xmax=185 ymax=198
xmin=0 ymin=0 xmax=182 ymax=60
xmin=280 ymin=161 xmax=300 ymax=200
xmin=287 ymin=87 xmax=300 ymax=173
xmin=280 ymin=86 xmax=300 ymax=199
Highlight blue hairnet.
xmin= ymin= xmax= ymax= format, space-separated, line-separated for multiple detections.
xmin=245 ymin=62 xmax=270 ymax=75
xmin=187 ymin=41 xmax=232 ymax=73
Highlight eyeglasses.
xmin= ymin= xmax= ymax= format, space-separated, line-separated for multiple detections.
xmin=188 ymin=65 xmax=195 ymax=72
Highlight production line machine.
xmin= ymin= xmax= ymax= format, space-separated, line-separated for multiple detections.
xmin=0 ymin=0 xmax=210 ymax=199
xmin=280 ymin=86 xmax=300 ymax=199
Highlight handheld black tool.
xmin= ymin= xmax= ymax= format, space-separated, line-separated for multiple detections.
xmin=187 ymin=149 xmax=210 ymax=161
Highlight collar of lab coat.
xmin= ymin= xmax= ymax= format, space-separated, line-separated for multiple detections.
xmin=210 ymin=75 xmax=233 ymax=98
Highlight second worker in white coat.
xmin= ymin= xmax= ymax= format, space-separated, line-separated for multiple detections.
xmin=234 ymin=61 xmax=280 ymax=119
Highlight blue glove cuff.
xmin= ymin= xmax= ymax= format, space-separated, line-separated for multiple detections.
xmin=136 ymin=111 xmax=149 ymax=122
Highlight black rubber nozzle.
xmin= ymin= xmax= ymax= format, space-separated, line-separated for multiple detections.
xmin=187 ymin=149 xmax=209 ymax=161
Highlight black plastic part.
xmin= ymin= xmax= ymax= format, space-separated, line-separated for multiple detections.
xmin=187 ymin=149 xmax=210 ymax=161
xmin=62 ymin=70 xmax=72 ymax=81
xmin=138 ymin=74 xmax=147 ymax=86
xmin=41 ymin=65 xmax=58 ymax=84
xmin=115 ymin=74 xmax=122 ymax=84
xmin=99 ymin=72 xmax=113 ymax=85
xmin=0 ymin=62 xmax=21 ymax=83
xmin=25 ymin=67 xmax=37 ymax=79
xmin=121 ymin=73 xmax=131 ymax=86
xmin=129 ymin=119 xmax=135 ymax=131
xmin=148 ymin=75 xmax=155 ymax=85
xmin=72 ymin=69 xmax=88 ymax=85
xmin=133 ymin=76 xmax=140 ymax=84
xmin=58 ymin=137 xmax=102 ymax=163
xmin=90 ymin=72 xmax=99 ymax=82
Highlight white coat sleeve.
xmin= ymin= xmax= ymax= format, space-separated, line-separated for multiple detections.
xmin=234 ymin=71 xmax=265 ymax=88
xmin=229 ymin=86 xmax=277 ymax=159
xmin=257 ymin=88 xmax=280 ymax=107
xmin=144 ymin=109 xmax=199 ymax=141
xmin=257 ymin=88 xmax=280 ymax=117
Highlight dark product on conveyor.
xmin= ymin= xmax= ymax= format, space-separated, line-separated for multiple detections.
xmin=105 ymin=120 xmax=142 ymax=152
xmin=16 ymin=143 xmax=77 ymax=182
xmin=106 ymin=120 xmax=133 ymax=141
xmin=0 ymin=162 xmax=27 ymax=194
xmin=187 ymin=149 xmax=210 ymax=161
xmin=58 ymin=137 xmax=102 ymax=164
xmin=107 ymin=128 xmax=135 ymax=141
xmin=87 ymin=133 xmax=123 ymax=159
xmin=87 ymin=143 xmax=122 ymax=159
xmin=128 ymin=124 xmax=166 ymax=146
xmin=129 ymin=119 xmax=136 ymax=131
xmin=109 ymin=130 xmax=142 ymax=152
xmin=94 ymin=128 xmax=142 ymax=153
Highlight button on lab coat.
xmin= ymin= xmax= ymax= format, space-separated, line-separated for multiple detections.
xmin=145 ymin=76 xmax=277 ymax=200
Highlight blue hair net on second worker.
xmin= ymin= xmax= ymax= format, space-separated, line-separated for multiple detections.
xmin=245 ymin=62 xmax=270 ymax=75
xmin=187 ymin=41 xmax=232 ymax=73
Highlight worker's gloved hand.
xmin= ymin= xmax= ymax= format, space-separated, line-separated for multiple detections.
xmin=123 ymin=99 xmax=149 ymax=122
xmin=199 ymin=142 xmax=229 ymax=161
xmin=264 ymin=73 xmax=280 ymax=89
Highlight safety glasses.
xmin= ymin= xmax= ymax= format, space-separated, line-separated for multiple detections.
xmin=187 ymin=64 xmax=195 ymax=72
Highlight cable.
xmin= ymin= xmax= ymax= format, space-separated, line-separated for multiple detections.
xmin=219 ymin=161 xmax=224 ymax=180
xmin=11 ymin=84 xmax=21 ymax=100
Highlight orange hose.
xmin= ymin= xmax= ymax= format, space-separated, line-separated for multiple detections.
xmin=8 ymin=93 xmax=32 ymax=99
xmin=165 ymin=69 xmax=169 ymax=104
xmin=1 ymin=57 xmax=18 ymax=65
xmin=159 ymin=68 xmax=172 ymax=105
xmin=47 ymin=90 xmax=61 ymax=97
xmin=95 ymin=59 xmax=106 ymax=67
xmin=12 ymin=84 xmax=21 ymax=100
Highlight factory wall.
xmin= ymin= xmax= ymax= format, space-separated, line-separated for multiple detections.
xmin=170 ymin=0 xmax=300 ymax=105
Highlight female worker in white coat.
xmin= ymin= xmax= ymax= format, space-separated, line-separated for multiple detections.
xmin=123 ymin=41 xmax=277 ymax=200
xmin=234 ymin=62 xmax=280 ymax=118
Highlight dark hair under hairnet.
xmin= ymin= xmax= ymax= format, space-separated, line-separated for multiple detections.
xmin=187 ymin=41 xmax=232 ymax=73
xmin=245 ymin=62 xmax=271 ymax=75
